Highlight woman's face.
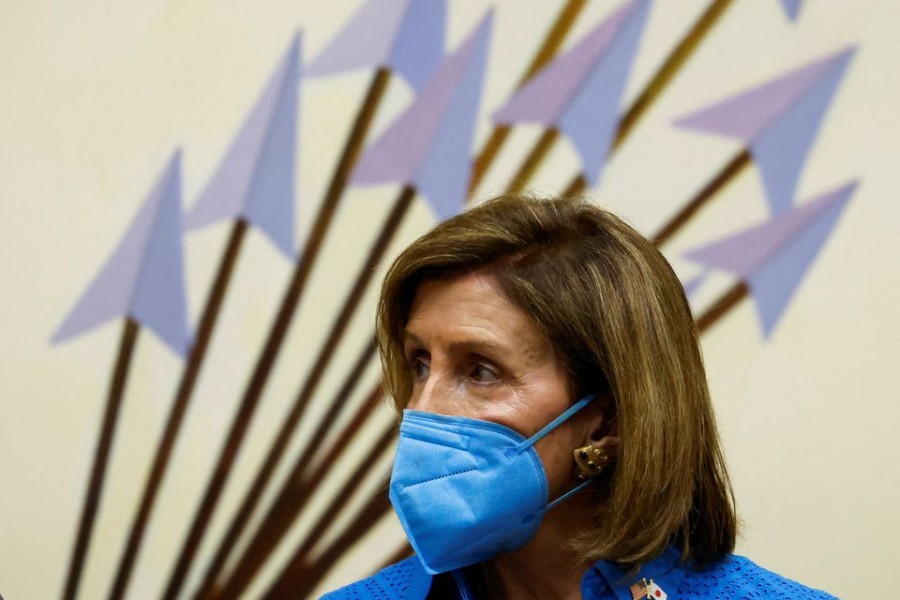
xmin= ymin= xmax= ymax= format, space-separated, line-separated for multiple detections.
xmin=403 ymin=271 xmax=596 ymax=497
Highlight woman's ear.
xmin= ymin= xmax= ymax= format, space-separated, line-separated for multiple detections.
xmin=573 ymin=395 xmax=619 ymax=479
xmin=587 ymin=392 xmax=618 ymax=442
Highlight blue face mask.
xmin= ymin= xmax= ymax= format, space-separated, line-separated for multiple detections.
xmin=388 ymin=394 xmax=597 ymax=575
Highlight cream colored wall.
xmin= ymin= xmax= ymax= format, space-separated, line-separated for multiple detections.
xmin=1 ymin=1 xmax=897 ymax=598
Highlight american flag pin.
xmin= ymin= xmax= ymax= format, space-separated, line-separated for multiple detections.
xmin=630 ymin=578 xmax=667 ymax=600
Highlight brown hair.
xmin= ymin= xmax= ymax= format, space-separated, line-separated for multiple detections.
xmin=376 ymin=194 xmax=736 ymax=569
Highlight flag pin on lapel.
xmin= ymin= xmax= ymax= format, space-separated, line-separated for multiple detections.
xmin=630 ymin=578 xmax=667 ymax=600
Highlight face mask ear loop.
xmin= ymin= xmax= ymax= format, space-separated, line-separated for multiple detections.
xmin=540 ymin=478 xmax=595 ymax=515
xmin=512 ymin=393 xmax=599 ymax=454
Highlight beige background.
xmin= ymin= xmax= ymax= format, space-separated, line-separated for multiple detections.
xmin=1 ymin=1 xmax=898 ymax=598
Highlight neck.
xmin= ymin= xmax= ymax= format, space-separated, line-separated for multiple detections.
xmin=485 ymin=488 xmax=594 ymax=600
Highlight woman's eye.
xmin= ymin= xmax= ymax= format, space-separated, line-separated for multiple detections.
xmin=471 ymin=364 xmax=498 ymax=383
xmin=410 ymin=358 xmax=429 ymax=380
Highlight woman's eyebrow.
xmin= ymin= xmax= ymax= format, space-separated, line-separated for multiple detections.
xmin=446 ymin=339 xmax=506 ymax=355
xmin=402 ymin=330 xmax=508 ymax=355
xmin=402 ymin=330 xmax=424 ymax=347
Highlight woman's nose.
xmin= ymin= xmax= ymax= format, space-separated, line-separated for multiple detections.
xmin=409 ymin=373 xmax=452 ymax=414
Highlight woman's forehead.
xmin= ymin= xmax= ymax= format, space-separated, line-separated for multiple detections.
xmin=404 ymin=272 xmax=550 ymax=356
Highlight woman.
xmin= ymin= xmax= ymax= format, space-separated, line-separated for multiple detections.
xmin=323 ymin=195 xmax=834 ymax=599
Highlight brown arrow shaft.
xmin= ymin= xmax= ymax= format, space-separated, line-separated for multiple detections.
xmin=696 ymin=281 xmax=750 ymax=334
xmin=61 ymin=318 xmax=139 ymax=600
xmin=562 ymin=173 xmax=588 ymax=198
xmin=651 ymin=149 xmax=751 ymax=246
xmin=506 ymin=129 xmax=560 ymax=194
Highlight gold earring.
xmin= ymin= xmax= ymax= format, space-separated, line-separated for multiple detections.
xmin=573 ymin=444 xmax=612 ymax=480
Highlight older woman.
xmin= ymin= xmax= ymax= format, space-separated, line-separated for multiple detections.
xmin=323 ymin=195 xmax=833 ymax=599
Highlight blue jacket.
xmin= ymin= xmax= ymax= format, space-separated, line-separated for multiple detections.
xmin=320 ymin=547 xmax=836 ymax=599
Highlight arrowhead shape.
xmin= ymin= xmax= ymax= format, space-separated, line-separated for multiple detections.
xmin=185 ymin=32 xmax=301 ymax=257
xmin=684 ymin=181 xmax=857 ymax=337
xmin=676 ymin=47 xmax=855 ymax=214
xmin=53 ymin=150 xmax=192 ymax=356
xmin=492 ymin=0 xmax=651 ymax=185
xmin=779 ymin=0 xmax=804 ymax=21
xmin=351 ymin=11 xmax=493 ymax=221
xmin=307 ymin=0 xmax=446 ymax=91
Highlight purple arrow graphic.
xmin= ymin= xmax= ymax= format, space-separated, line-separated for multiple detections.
xmin=351 ymin=10 xmax=493 ymax=221
xmin=57 ymin=149 xmax=189 ymax=600
xmin=492 ymin=0 xmax=651 ymax=187
xmin=53 ymin=149 xmax=191 ymax=356
xmin=676 ymin=47 xmax=855 ymax=216
xmin=686 ymin=181 xmax=857 ymax=337
xmin=307 ymin=0 xmax=445 ymax=92
xmin=185 ymin=32 xmax=301 ymax=258
xmin=779 ymin=0 xmax=804 ymax=21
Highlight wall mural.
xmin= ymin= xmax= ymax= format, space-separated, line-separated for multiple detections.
xmin=49 ymin=0 xmax=860 ymax=598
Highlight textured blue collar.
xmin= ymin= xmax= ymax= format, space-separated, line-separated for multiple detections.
xmin=589 ymin=546 xmax=689 ymax=600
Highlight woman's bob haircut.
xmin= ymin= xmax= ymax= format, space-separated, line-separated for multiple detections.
xmin=377 ymin=194 xmax=736 ymax=570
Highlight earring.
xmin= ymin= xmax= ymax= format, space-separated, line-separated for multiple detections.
xmin=573 ymin=444 xmax=612 ymax=480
